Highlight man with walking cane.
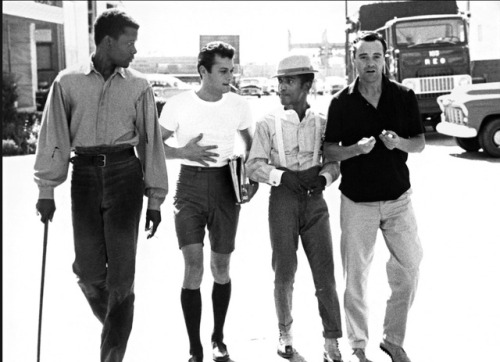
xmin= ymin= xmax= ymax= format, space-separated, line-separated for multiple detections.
xmin=34 ymin=9 xmax=168 ymax=362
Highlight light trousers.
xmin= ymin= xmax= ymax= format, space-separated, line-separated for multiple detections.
xmin=340 ymin=190 xmax=423 ymax=348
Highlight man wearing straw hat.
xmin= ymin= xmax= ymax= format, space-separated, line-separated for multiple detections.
xmin=246 ymin=54 xmax=343 ymax=362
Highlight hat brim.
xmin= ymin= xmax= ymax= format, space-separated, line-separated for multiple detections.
xmin=273 ymin=69 xmax=318 ymax=78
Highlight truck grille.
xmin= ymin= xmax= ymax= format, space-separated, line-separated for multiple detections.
xmin=403 ymin=75 xmax=471 ymax=95
xmin=445 ymin=106 xmax=465 ymax=125
xmin=419 ymin=76 xmax=456 ymax=93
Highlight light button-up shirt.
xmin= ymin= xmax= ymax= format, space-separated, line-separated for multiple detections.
xmin=246 ymin=107 xmax=336 ymax=186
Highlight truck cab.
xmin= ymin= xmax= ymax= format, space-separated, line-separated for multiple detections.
xmin=378 ymin=14 xmax=472 ymax=126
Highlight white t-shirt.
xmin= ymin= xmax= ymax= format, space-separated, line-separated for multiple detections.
xmin=159 ymin=90 xmax=253 ymax=167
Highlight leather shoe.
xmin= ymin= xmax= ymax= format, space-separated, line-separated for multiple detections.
xmin=189 ymin=355 xmax=203 ymax=362
xmin=349 ymin=348 xmax=372 ymax=362
xmin=380 ymin=340 xmax=411 ymax=362
xmin=212 ymin=341 xmax=229 ymax=361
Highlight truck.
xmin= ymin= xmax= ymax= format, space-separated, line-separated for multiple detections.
xmin=348 ymin=1 xmax=472 ymax=128
xmin=436 ymin=82 xmax=500 ymax=157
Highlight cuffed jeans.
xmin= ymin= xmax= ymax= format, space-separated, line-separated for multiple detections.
xmin=340 ymin=190 xmax=423 ymax=348
xmin=71 ymin=156 xmax=144 ymax=362
xmin=269 ymin=167 xmax=342 ymax=339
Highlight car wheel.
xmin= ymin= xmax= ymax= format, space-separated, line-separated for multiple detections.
xmin=455 ymin=137 xmax=480 ymax=152
xmin=479 ymin=118 xmax=500 ymax=157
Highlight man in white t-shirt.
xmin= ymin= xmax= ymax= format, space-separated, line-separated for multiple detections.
xmin=159 ymin=41 xmax=254 ymax=362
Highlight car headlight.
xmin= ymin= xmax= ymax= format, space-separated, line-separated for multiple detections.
xmin=457 ymin=75 xmax=472 ymax=87
xmin=402 ymin=79 xmax=416 ymax=91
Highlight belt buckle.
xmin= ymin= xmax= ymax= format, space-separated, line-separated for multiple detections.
xmin=96 ymin=154 xmax=106 ymax=167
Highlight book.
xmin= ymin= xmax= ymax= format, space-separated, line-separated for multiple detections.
xmin=228 ymin=155 xmax=258 ymax=204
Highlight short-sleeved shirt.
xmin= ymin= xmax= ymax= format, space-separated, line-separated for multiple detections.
xmin=324 ymin=75 xmax=424 ymax=202
xmin=159 ymin=90 xmax=252 ymax=167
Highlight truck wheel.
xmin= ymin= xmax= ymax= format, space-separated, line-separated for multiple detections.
xmin=455 ymin=137 xmax=480 ymax=152
xmin=479 ymin=118 xmax=500 ymax=157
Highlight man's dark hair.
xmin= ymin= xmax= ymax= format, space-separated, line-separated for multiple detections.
xmin=351 ymin=31 xmax=387 ymax=58
xmin=197 ymin=41 xmax=235 ymax=77
xmin=298 ymin=73 xmax=315 ymax=88
xmin=94 ymin=9 xmax=139 ymax=46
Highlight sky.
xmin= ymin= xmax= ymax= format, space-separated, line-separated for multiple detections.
xmin=122 ymin=1 xmax=372 ymax=64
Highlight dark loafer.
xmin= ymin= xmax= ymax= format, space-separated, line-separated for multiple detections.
xmin=277 ymin=344 xmax=295 ymax=359
xmin=212 ymin=341 xmax=230 ymax=362
xmin=189 ymin=355 xmax=203 ymax=362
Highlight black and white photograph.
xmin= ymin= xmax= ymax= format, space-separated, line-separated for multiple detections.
xmin=3 ymin=1 xmax=500 ymax=362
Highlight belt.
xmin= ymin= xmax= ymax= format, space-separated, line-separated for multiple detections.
xmin=70 ymin=148 xmax=135 ymax=167
xmin=181 ymin=164 xmax=229 ymax=172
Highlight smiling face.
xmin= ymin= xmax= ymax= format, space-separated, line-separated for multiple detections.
xmin=107 ymin=26 xmax=138 ymax=68
xmin=353 ymin=39 xmax=385 ymax=85
xmin=200 ymin=54 xmax=234 ymax=96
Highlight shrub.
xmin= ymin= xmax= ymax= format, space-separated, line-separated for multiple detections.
xmin=2 ymin=72 xmax=42 ymax=156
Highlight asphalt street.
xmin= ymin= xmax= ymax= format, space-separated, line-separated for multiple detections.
xmin=3 ymin=94 xmax=500 ymax=362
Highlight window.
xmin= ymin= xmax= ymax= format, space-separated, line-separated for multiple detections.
xmin=36 ymin=44 xmax=53 ymax=71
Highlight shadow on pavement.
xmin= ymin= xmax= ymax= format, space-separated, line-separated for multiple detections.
xmin=424 ymin=131 xmax=456 ymax=147
xmin=450 ymin=150 xmax=500 ymax=163
xmin=289 ymin=351 xmax=308 ymax=362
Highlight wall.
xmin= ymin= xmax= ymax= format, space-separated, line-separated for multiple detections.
xmin=3 ymin=18 xmax=38 ymax=111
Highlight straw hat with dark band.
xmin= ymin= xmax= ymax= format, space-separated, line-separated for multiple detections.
xmin=274 ymin=54 xmax=318 ymax=77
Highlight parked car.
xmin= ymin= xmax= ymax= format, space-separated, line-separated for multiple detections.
xmin=238 ymin=78 xmax=263 ymax=98
xmin=436 ymin=82 xmax=500 ymax=157
xmin=325 ymin=76 xmax=347 ymax=95
xmin=145 ymin=73 xmax=192 ymax=115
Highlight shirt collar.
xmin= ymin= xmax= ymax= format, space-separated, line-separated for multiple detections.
xmin=85 ymin=53 xmax=126 ymax=78
xmin=280 ymin=105 xmax=317 ymax=122
xmin=348 ymin=74 xmax=390 ymax=95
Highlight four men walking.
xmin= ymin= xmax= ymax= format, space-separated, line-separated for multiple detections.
xmin=34 ymin=8 xmax=423 ymax=361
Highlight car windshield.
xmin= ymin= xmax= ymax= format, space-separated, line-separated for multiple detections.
xmin=395 ymin=18 xmax=466 ymax=48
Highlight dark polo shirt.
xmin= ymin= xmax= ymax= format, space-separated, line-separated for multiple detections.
xmin=325 ymin=75 xmax=424 ymax=202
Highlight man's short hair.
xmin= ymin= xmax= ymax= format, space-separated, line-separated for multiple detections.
xmin=297 ymin=73 xmax=315 ymax=87
xmin=197 ymin=41 xmax=235 ymax=77
xmin=351 ymin=31 xmax=387 ymax=58
xmin=94 ymin=9 xmax=139 ymax=46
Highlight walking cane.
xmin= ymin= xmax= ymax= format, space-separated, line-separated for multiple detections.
xmin=37 ymin=221 xmax=49 ymax=362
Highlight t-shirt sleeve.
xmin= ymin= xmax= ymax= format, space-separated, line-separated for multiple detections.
xmin=158 ymin=98 xmax=178 ymax=132
xmin=406 ymin=89 xmax=425 ymax=136
xmin=237 ymin=98 xmax=253 ymax=130
xmin=324 ymin=97 xmax=342 ymax=143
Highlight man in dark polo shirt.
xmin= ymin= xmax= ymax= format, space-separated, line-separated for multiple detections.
xmin=324 ymin=31 xmax=425 ymax=362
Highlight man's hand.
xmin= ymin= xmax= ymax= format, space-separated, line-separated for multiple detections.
xmin=379 ymin=130 xmax=399 ymax=150
xmin=239 ymin=180 xmax=259 ymax=204
xmin=308 ymin=175 xmax=327 ymax=195
xmin=357 ymin=136 xmax=376 ymax=155
xmin=145 ymin=209 xmax=161 ymax=239
xmin=36 ymin=199 xmax=56 ymax=223
xmin=281 ymin=172 xmax=307 ymax=194
xmin=183 ymin=133 xmax=219 ymax=166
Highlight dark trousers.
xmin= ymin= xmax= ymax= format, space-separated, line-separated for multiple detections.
xmin=71 ymin=156 xmax=144 ymax=362
xmin=269 ymin=167 xmax=343 ymax=339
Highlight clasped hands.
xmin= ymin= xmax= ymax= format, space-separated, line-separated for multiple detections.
xmin=281 ymin=172 xmax=326 ymax=196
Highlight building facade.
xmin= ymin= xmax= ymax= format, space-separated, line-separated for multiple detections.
xmin=3 ymin=1 xmax=122 ymax=111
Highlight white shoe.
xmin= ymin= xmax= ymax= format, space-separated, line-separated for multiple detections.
xmin=277 ymin=329 xmax=294 ymax=359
